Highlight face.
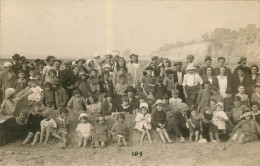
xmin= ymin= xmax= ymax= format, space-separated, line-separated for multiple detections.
xmin=187 ymin=57 xmax=194 ymax=63
xmin=191 ymin=111 xmax=197 ymax=117
xmin=31 ymin=82 xmax=37 ymax=88
xmin=251 ymin=66 xmax=258 ymax=74
xmin=131 ymin=56 xmax=137 ymax=63
xmin=234 ymin=100 xmax=241 ymax=107
xmin=255 ymin=85 xmax=260 ymax=92
xmin=103 ymin=74 xmax=109 ymax=80
xmin=35 ymin=74 xmax=41 ymax=80
xmin=180 ymin=109 xmax=187 ymax=115
xmin=29 ymin=71 xmax=34 ymax=76
xmin=171 ymin=93 xmax=178 ymax=99
xmin=54 ymin=62 xmax=61 ymax=69
xmin=175 ymin=64 xmax=181 ymax=71
xmin=238 ymin=70 xmax=244 ymax=77
xmin=187 ymin=69 xmax=195 ymax=74
xmin=18 ymin=73 xmax=25 ymax=79
xmin=241 ymin=60 xmax=246 ymax=66
xmin=118 ymin=116 xmax=124 ymax=123
xmin=251 ymin=105 xmax=259 ymax=113
xmin=146 ymin=70 xmax=152 ymax=75
xmin=204 ymin=84 xmax=211 ymax=90
xmin=152 ymin=59 xmax=158 ymax=64
xmin=165 ymin=61 xmax=170 ymax=67
xmin=245 ymin=115 xmax=251 ymax=120
xmin=205 ymin=60 xmax=211 ymax=66
xmin=206 ymin=68 xmax=212 ymax=75
xmin=156 ymin=104 xmax=164 ymax=112
xmin=113 ymin=56 xmax=119 ymax=62
xmin=118 ymin=58 xmax=124 ymax=67
xmin=73 ymin=67 xmax=79 ymax=75
xmin=49 ymin=71 xmax=55 ymax=77
xmin=216 ymin=105 xmax=222 ymax=111
xmin=90 ymin=71 xmax=97 ymax=77
xmin=34 ymin=106 xmax=41 ymax=113
xmin=89 ymin=61 xmax=94 ymax=67
xmin=18 ymin=113 xmax=26 ymax=122
xmin=81 ymin=74 xmax=87 ymax=80
xmin=127 ymin=91 xmax=133 ymax=98
xmin=4 ymin=66 xmax=11 ymax=72
xmin=141 ymin=107 xmax=148 ymax=114
xmin=104 ymin=67 xmax=110 ymax=72
xmin=106 ymin=96 xmax=112 ymax=103
xmin=77 ymin=60 xmax=84 ymax=66
xmin=80 ymin=117 xmax=87 ymax=123
xmin=39 ymin=64 xmax=44 ymax=70
xmin=210 ymin=101 xmax=216 ymax=108
xmin=49 ymin=58 xmax=55 ymax=66
xmin=219 ymin=67 xmax=226 ymax=75
xmin=98 ymin=116 xmax=105 ymax=124
xmin=218 ymin=59 xmax=225 ymax=66
xmin=123 ymin=100 xmax=129 ymax=106
xmin=74 ymin=93 xmax=80 ymax=97
xmin=45 ymin=86 xmax=51 ymax=91
xmin=88 ymin=97 xmax=94 ymax=104
xmin=22 ymin=63 xmax=27 ymax=69
xmin=238 ymin=86 xmax=245 ymax=93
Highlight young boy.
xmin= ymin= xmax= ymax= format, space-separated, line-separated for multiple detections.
xmin=235 ymin=85 xmax=250 ymax=108
xmin=55 ymin=107 xmax=70 ymax=148
xmin=230 ymin=96 xmax=248 ymax=125
xmin=169 ymin=89 xmax=182 ymax=113
xmin=251 ymin=102 xmax=260 ymax=125
xmin=154 ymin=76 xmax=167 ymax=100
xmin=42 ymin=56 xmax=55 ymax=84
xmin=141 ymin=66 xmax=156 ymax=96
xmin=163 ymin=69 xmax=176 ymax=98
xmin=188 ymin=110 xmax=203 ymax=142
xmin=210 ymin=86 xmax=223 ymax=103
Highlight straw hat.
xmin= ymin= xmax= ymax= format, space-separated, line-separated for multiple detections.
xmin=140 ymin=102 xmax=149 ymax=110
xmin=186 ymin=64 xmax=196 ymax=71
xmin=154 ymin=99 xmax=165 ymax=106
xmin=79 ymin=113 xmax=88 ymax=120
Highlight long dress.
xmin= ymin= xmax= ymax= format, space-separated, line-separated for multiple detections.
xmin=217 ymin=75 xmax=228 ymax=98
xmin=134 ymin=113 xmax=152 ymax=131
xmin=127 ymin=63 xmax=142 ymax=88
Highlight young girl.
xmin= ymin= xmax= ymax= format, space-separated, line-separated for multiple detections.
xmin=22 ymin=102 xmax=44 ymax=146
xmin=210 ymin=86 xmax=223 ymax=103
xmin=188 ymin=110 xmax=203 ymax=142
xmin=76 ymin=113 xmax=93 ymax=148
xmin=235 ymin=85 xmax=250 ymax=108
xmin=113 ymin=57 xmax=128 ymax=86
xmin=212 ymin=102 xmax=229 ymax=142
xmin=110 ymin=113 xmax=129 ymax=147
xmin=87 ymin=75 xmax=101 ymax=100
xmin=114 ymin=74 xmax=128 ymax=106
xmin=34 ymin=72 xmax=43 ymax=87
xmin=230 ymin=111 xmax=260 ymax=143
xmin=127 ymin=54 xmax=142 ymax=88
xmin=92 ymin=115 xmax=109 ymax=148
xmin=28 ymin=80 xmax=43 ymax=106
xmin=42 ymin=82 xmax=55 ymax=108
xmin=86 ymin=95 xmax=101 ymax=115
xmin=197 ymin=81 xmax=212 ymax=113
xmin=134 ymin=103 xmax=153 ymax=143
xmin=42 ymin=56 xmax=56 ymax=84
xmin=55 ymin=107 xmax=69 ymax=147
xmin=151 ymin=99 xmax=172 ymax=143
xmin=14 ymin=70 xmax=28 ymax=93
xmin=116 ymin=96 xmax=132 ymax=114
xmin=75 ymin=72 xmax=89 ymax=98
xmin=47 ymin=69 xmax=58 ymax=84
xmin=67 ymin=89 xmax=87 ymax=113
xmin=101 ymin=92 xmax=116 ymax=116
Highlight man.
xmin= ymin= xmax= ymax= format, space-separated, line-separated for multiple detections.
xmin=197 ymin=56 xmax=213 ymax=77
xmin=233 ymin=56 xmax=251 ymax=77
xmin=174 ymin=62 xmax=185 ymax=102
xmin=60 ymin=60 xmax=74 ymax=90
xmin=125 ymin=86 xmax=140 ymax=114
xmin=111 ymin=50 xmax=120 ymax=70
xmin=183 ymin=54 xmax=194 ymax=72
xmin=11 ymin=54 xmax=21 ymax=76
xmin=54 ymin=60 xmax=62 ymax=80
xmin=50 ymin=78 xmax=69 ymax=109
xmin=213 ymin=57 xmax=232 ymax=77
xmin=151 ymin=56 xmax=160 ymax=77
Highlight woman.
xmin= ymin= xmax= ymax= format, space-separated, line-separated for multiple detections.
xmin=86 ymin=59 xmax=99 ymax=78
xmin=126 ymin=54 xmax=142 ymax=88
xmin=160 ymin=58 xmax=172 ymax=77
xmin=100 ymin=92 xmax=116 ymax=116
xmin=66 ymin=65 xmax=79 ymax=97
xmin=75 ymin=58 xmax=88 ymax=73
xmin=201 ymin=66 xmax=219 ymax=89
xmin=232 ymin=66 xmax=250 ymax=95
xmin=249 ymin=65 xmax=260 ymax=98
xmin=113 ymin=57 xmax=128 ymax=86
xmin=0 ymin=110 xmax=28 ymax=146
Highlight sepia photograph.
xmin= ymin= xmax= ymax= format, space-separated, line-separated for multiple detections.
xmin=0 ymin=0 xmax=260 ymax=165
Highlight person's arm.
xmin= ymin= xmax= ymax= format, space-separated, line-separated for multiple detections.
xmin=67 ymin=97 xmax=73 ymax=109
xmin=14 ymin=89 xmax=33 ymax=102
xmin=60 ymin=89 xmax=69 ymax=107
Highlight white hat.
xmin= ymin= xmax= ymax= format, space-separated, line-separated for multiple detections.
xmin=103 ymin=63 xmax=111 ymax=69
xmin=71 ymin=61 xmax=76 ymax=66
xmin=79 ymin=113 xmax=88 ymax=120
xmin=86 ymin=59 xmax=94 ymax=66
xmin=140 ymin=102 xmax=149 ymax=110
xmin=4 ymin=62 xmax=12 ymax=67
xmin=215 ymin=102 xmax=224 ymax=108
xmin=186 ymin=64 xmax=196 ymax=71
xmin=154 ymin=99 xmax=165 ymax=106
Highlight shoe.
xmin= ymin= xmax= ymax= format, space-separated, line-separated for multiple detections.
xmin=216 ymin=140 xmax=221 ymax=142
xmin=180 ymin=137 xmax=185 ymax=143
xmin=211 ymin=140 xmax=217 ymax=143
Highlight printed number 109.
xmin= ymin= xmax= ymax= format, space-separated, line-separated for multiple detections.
xmin=132 ymin=151 xmax=143 ymax=157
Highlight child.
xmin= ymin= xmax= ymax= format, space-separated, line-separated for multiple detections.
xmin=110 ymin=113 xmax=129 ymax=147
xmin=127 ymin=54 xmax=142 ymax=88
xmin=151 ymin=99 xmax=172 ymax=143
xmin=47 ymin=69 xmax=57 ymax=84
xmin=230 ymin=96 xmax=248 ymax=125
xmin=86 ymin=95 xmax=101 ymax=115
xmin=169 ymin=89 xmax=182 ymax=113
xmin=87 ymin=75 xmax=101 ymax=99
xmin=212 ymin=102 xmax=229 ymax=142
xmin=210 ymin=86 xmax=223 ymax=103
xmin=42 ymin=55 xmax=55 ymax=84
xmin=251 ymin=102 xmax=260 ymax=125
xmin=188 ymin=110 xmax=203 ymax=142
xmin=251 ymin=83 xmax=260 ymax=106
xmin=135 ymin=102 xmax=153 ymax=143
xmin=29 ymin=67 xmax=36 ymax=80
xmin=101 ymin=92 xmax=116 ymax=116
xmin=141 ymin=66 xmax=156 ymax=96
xmin=100 ymin=71 xmax=113 ymax=102
xmin=235 ymin=85 xmax=250 ymax=108
xmin=28 ymin=80 xmax=43 ymax=106
xmin=75 ymin=72 xmax=89 ymax=98
xmin=42 ymin=82 xmax=55 ymax=108
xmin=39 ymin=110 xmax=64 ymax=145
xmin=154 ymin=76 xmax=167 ymax=101
xmin=67 ymin=89 xmax=87 ymax=113
xmin=22 ymin=102 xmax=44 ymax=145
xmin=92 ymin=115 xmax=109 ymax=148
xmin=197 ymin=81 xmax=212 ymax=113
xmin=55 ymin=107 xmax=69 ymax=147
xmin=114 ymin=74 xmax=128 ymax=106
xmin=230 ymin=111 xmax=260 ymax=143
xmin=163 ymin=69 xmax=176 ymax=98
xmin=76 ymin=113 xmax=93 ymax=148
xmin=34 ymin=72 xmax=43 ymax=87
xmin=116 ymin=96 xmax=132 ymax=114
xmin=14 ymin=70 xmax=28 ymax=93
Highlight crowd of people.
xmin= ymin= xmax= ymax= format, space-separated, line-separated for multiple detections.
xmin=0 ymin=51 xmax=260 ymax=148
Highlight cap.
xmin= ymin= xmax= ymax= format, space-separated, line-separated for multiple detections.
xmin=238 ymin=56 xmax=247 ymax=64
xmin=154 ymin=99 xmax=165 ymax=106
xmin=204 ymin=56 xmax=212 ymax=61
xmin=125 ymin=86 xmax=136 ymax=93
xmin=79 ymin=113 xmax=88 ymax=120
xmin=4 ymin=62 xmax=13 ymax=67
xmin=130 ymin=54 xmax=138 ymax=59
xmin=140 ymin=102 xmax=149 ymax=110
xmin=187 ymin=55 xmax=194 ymax=59
xmin=151 ymin=56 xmax=159 ymax=60
xmin=146 ymin=66 xmax=154 ymax=71
xmin=186 ymin=64 xmax=196 ymax=71
xmin=75 ymin=58 xmax=86 ymax=64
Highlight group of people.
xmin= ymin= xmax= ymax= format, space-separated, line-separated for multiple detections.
xmin=0 ymin=52 xmax=260 ymax=148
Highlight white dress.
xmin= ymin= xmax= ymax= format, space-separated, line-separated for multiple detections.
xmin=212 ymin=110 xmax=229 ymax=130
xmin=127 ymin=63 xmax=142 ymax=87
xmin=28 ymin=86 xmax=43 ymax=101
xmin=76 ymin=123 xmax=93 ymax=138
xmin=134 ymin=113 xmax=152 ymax=131
xmin=217 ymin=75 xmax=227 ymax=98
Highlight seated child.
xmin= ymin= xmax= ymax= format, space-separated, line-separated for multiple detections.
xmin=154 ymin=76 xmax=167 ymax=101
xmin=110 ymin=113 xmax=129 ymax=147
xmin=134 ymin=103 xmax=153 ymax=143
xmin=76 ymin=113 xmax=93 ymax=148
xmin=169 ymin=89 xmax=182 ymax=113
xmin=151 ymin=99 xmax=172 ymax=143
xmin=187 ymin=110 xmax=203 ymax=142
xmin=28 ymin=79 xmax=43 ymax=106
xmin=22 ymin=102 xmax=44 ymax=146
xmin=210 ymin=86 xmax=223 ymax=103
xmin=34 ymin=72 xmax=43 ymax=87
xmin=86 ymin=95 xmax=101 ymax=115
xmin=251 ymin=102 xmax=260 ymax=125
xmin=230 ymin=111 xmax=260 ymax=143
xmin=39 ymin=110 xmax=64 ymax=145
xmin=116 ymin=96 xmax=132 ymax=114
xmin=230 ymin=96 xmax=248 ymax=125
xmin=55 ymin=107 xmax=69 ymax=147
xmin=42 ymin=82 xmax=55 ymax=108
xmin=212 ymin=102 xmax=229 ymax=142
xmin=92 ymin=115 xmax=109 ymax=148
xmin=67 ymin=89 xmax=87 ymax=112
xmin=235 ymin=85 xmax=250 ymax=108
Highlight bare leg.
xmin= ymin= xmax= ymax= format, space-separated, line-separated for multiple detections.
xmin=162 ymin=128 xmax=172 ymax=143
xmin=146 ymin=129 xmax=153 ymax=143
xmin=101 ymin=141 xmax=106 ymax=148
xmin=95 ymin=141 xmax=100 ymax=148
xmin=23 ymin=132 xmax=34 ymax=145
xmin=122 ymin=137 xmax=127 ymax=147
xmin=117 ymin=137 xmax=122 ymax=147
xmin=39 ymin=130 xmax=45 ymax=145
xmin=214 ymin=132 xmax=220 ymax=141
xmin=61 ymin=133 xmax=68 ymax=146
xmin=77 ymin=135 xmax=83 ymax=147
xmin=31 ymin=132 xmax=40 ymax=146
xmin=52 ymin=132 xmax=63 ymax=142
xmin=43 ymin=131 xmax=50 ymax=145
xmin=82 ymin=137 xmax=88 ymax=147
xmin=209 ymin=132 xmax=215 ymax=142
xmin=195 ymin=131 xmax=199 ymax=142
xmin=156 ymin=128 xmax=166 ymax=143
xmin=140 ymin=129 xmax=146 ymax=143
xmin=189 ymin=132 xmax=194 ymax=142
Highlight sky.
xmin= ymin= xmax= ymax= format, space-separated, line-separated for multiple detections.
xmin=0 ymin=0 xmax=259 ymax=59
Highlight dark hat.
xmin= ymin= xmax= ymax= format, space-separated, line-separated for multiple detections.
xmin=125 ymin=86 xmax=136 ymax=93
xmin=187 ymin=55 xmax=194 ymax=59
xmin=63 ymin=60 xmax=72 ymax=66
xmin=151 ymin=56 xmax=159 ymax=60
xmin=238 ymin=56 xmax=247 ymax=64
xmin=174 ymin=62 xmax=182 ymax=66
xmin=205 ymin=56 xmax=212 ymax=61
xmin=146 ymin=66 xmax=154 ymax=71
xmin=12 ymin=54 xmax=20 ymax=60
xmin=166 ymin=69 xmax=174 ymax=75
xmin=121 ymin=96 xmax=129 ymax=101
xmin=218 ymin=57 xmax=225 ymax=61
xmin=130 ymin=54 xmax=138 ymax=59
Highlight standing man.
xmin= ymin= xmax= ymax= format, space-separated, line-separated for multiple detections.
xmin=151 ymin=56 xmax=160 ymax=77
xmin=197 ymin=56 xmax=213 ymax=77
xmin=213 ymin=57 xmax=232 ymax=77
xmin=183 ymin=54 xmax=195 ymax=72
xmin=233 ymin=56 xmax=251 ymax=77
xmin=174 ymin=62 xmax=185 ymax=102
xmin=11 ymin=54 xmax=21 ymax=76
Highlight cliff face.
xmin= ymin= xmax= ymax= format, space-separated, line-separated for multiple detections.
xmin=151 ymin=25 xmax=260 ymax=64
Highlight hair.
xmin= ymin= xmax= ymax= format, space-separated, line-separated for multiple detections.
xmin=46 ymin=56 xmax=55 ymax=63
xmin=73 ymin=88 xmax=81 ymax=95
xmin=44 ymin=82 xmax=52 ymax=88
xmin=48 ymin=69 xmax=57 ymax=76
xmin=96 ymin=115 xmax=106 ymax=122
xmin=238 ymin=84 xmax=245 ymax=89
xmin=233 ymin=96 xmax=241 ymax=102
xmin=116 ymin=57 xmax=127 ymax=72
xmin=59 ymin=107 xmax=69 ymax=114
xmin=164 ymin=59 xmax=171 ymax=67
xmin=20 ymin=109 xmax=28 ymax=118
xmin=202 ymin=80 xmax=211 ymax=89
xmin=72 ymin=65 xmax=80 ymax=70
xmin=211 ymin=86 xmax=219 ymax=92
xmin=102 ymin=70 xmax=110 ymax=77
xmin=87 ymin=95 xmax=98 ymax=104
xmin=117 ymin=113 xmax=125 ymax=120
xmin=80 ymin=116 xmax=88 ymax=120
xmin=33 ymin=101 xmax=41 ymax=108
xmin=206 ymin=66 xmax=214 ymax=72
xmin=218 ymin=57 xmax=225 ymax=61
xmin=251 ymin=65 xmax=259 ymax=73
xmin=210 ymin=99 xmax=217 ymax=104
xmin=171 ymin=89 xmax=179 ymax=95
xmin=218 ymin=66 xmax=226 ymax=75
xmin=251 ymin=101 xmax=259 ymax=108
xmin=130 ymin=54 xmax=139 ymax=64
